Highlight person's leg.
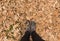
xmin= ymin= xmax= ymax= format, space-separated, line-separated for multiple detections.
xmin=30 ymin=21 xmax=45 ymax=41
xmin=21 ymin=31 xmax=30 ymax=41
xmin=31 ymin=31 xmax=45 ymax=41
xmin=21 ymin=20 xmax=31 ymax=41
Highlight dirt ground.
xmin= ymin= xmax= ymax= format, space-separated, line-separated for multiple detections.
xmin=0 ymin=0 xmax=60 ymax=41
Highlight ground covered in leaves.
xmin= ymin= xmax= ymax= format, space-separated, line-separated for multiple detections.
xmin=0 ymin=0 xmax=60 ymax=41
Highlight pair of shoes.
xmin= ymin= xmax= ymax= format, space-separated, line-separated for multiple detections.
xmin=26 ymin=20 xmax=36 ymax=33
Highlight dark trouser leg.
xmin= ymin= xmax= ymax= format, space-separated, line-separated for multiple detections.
xmin=21 ymin=31 xmax=30 ymax=41
xmin=31 ymin=31 xmax=45 ymax=41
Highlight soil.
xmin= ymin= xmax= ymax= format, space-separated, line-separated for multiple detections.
xmin=0 ymin=0 xmax=60 ymax=41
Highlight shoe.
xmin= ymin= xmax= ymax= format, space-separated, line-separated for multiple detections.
xmin=25 ymin=20 xmax=36 ymax=33
xmin=25 ymin=20 xmax=31 ymax=32
xmin=30 ymin=21 xmax=36 ymax=32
